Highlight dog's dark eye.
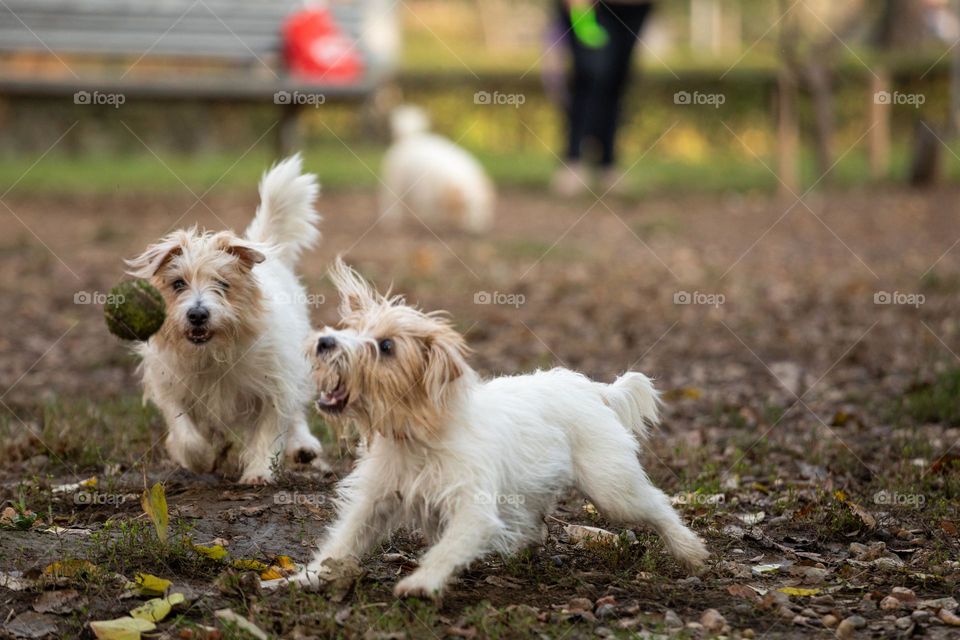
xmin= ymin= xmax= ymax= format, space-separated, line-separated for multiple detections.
xmin=215 ymin=280 xmax=230 ymax=290
xmin=378 ymin=338 xmax=394 ymax=355
xmin=171 ymin=279 xmax=187 ymax=293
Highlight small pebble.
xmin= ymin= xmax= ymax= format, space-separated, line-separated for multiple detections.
xmin=822 ymin=614 xmax=839 ymax=628
xmin=895 ymin=616 xmax=914 ymax=630
xmin=663 ymin=610 xmax=682 ymax=628
xmin=891 ymin=587 xmax=916 ymax=603
xmin=700 ymin=608 xmax=726 ymax=632
xmin=595 ymin=604 xmax=616 ymax=620
xmin=836 ymin=615 xmax=866 ymax=639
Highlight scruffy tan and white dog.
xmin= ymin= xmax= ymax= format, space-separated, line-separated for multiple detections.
xmin=290 ymin=260 xmax=709 ymax=598
xmin=126 ymin=155 xmax=324 ymax=484
xmin=380 ymin=105 xmax=495 ymax=234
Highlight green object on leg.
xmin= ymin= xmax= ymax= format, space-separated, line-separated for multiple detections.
xmin=570 ymin=5 xmax=608 ymax=48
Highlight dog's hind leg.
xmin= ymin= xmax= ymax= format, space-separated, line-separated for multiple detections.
xmin=571 ymin=418 xmax=709 ymax=570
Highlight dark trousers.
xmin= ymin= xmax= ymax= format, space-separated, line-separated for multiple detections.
xmin=559 ymin=1 xmax=652 ymax=167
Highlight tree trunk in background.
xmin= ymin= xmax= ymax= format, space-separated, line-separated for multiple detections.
xmin=869 ymin=69 xmax=891 ymax=179
xmin=875 ymin=0 xmax=930 ymax=48
xmin=777 ymin=1 xmax=800 ymax=195
xmin=803 ymin=61 xmax=834 ymax=179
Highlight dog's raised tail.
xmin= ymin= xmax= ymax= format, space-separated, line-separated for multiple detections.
xmin=245 ymin=153 xmax=320 ymax=266
xmin=602 ymin=372 xmax=661 ymax=441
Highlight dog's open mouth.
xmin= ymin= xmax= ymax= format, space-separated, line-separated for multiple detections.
xmin=316 ymin=378 xmax=349 ymax=414
xmin=186 ymin=328 xmax=213 ymax=344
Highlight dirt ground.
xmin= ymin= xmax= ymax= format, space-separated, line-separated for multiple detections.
xmin=1 ymin=185 xmax=959 ymax=638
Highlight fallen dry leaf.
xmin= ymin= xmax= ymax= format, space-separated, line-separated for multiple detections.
xmin=89 ymin=616 xmax=155 ymax=640
xmin=141 ymin=483 xmax=169 ymax=545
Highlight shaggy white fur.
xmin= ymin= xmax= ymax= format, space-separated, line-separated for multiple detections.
xmin=289 ymin=260 xmax=709 ymax=598
xmin=126 ymin=155 xmax=324 ymax=484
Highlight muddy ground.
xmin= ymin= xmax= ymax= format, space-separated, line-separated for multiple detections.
xmin=1 ymin=185 xmax=959 ymax=638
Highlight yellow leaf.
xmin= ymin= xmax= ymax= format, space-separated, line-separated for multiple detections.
xmin=140 ymin=483 xmax=168 ymax=545
xmin=778 ymin=587 xmax=821 ymax=597
xmin=260 ymin=567 xmax=284 ymax=580
xmin=192 ymin=544 xmax=228 ymax=561
xmin=259 ymin=555 xmax=298 ymax=580
xmin=129 ymin=593 xmax=184 ymax=623
xmin=131 ymin=573 xmax=171 ymax=597
xmin=232 ymin=559 xmax=268 ymax=572
xmin=89 ymin=617 xmax=155 ymax=640
xmin=43 ymin=559 xmax=99 ymax=578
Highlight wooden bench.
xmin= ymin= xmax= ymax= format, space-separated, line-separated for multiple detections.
xmin=0 ymin=0 xmax=393 ymax=153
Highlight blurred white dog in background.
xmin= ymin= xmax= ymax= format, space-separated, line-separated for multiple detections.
xmin=380 ymin=105 xmax=495 ymax=234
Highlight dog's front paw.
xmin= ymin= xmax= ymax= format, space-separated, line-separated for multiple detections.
xmin=286 ymin=432 xmax=324 ymax=465
xmin=284 ymin=568 xmax=324 ymax=591
xmin=238 ymin=470 xmax=274 ymax=485
xmin=394 ymin=572 xmax=444 ymax=601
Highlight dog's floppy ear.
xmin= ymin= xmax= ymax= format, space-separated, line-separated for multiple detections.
xmin=224 ymin=243 xmax=266 ymax=269
xmin=213 ymin=233 xmax=266 ymax=269
xmin=329 ymin=256 xmax=379 ymax=317
xmin=421 ymin=321 xmax=468 ymax=407
xmin=125 ymin=236 xmax=183 ymax=278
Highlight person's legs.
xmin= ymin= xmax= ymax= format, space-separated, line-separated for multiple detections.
xmin=590 ymin=2 xmax=652 ymax=169
xmin=552 ymin=1 xmax=599 ymax=194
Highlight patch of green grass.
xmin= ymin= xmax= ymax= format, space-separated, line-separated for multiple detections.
xmin=461 ymin=602 xmax=562 ymax=639
xmin=90 ymin=517 xmax=221 ymax=580
xmin=41 ymin=396 xmax=159 ymax=470
xmin=897 ymin=369 xmax=960 ymax=426
xmin=0 ymin=141 xmax=946 ymax=198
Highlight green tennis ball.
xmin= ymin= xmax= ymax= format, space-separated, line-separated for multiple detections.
xmin=105 ymin=279 xmax=166 ymax=341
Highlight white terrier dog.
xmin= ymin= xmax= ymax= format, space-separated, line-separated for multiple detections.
xmin=126 ymin=155 xmax=324 ymax=484
xmin=291 ymin=260 xmax=709 ymax=598
xmin=380 ymin=105 xmax=495 ymax=234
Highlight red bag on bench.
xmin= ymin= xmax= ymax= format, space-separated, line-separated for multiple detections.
xmin=282 ymin=7 xmax=363 ymax=84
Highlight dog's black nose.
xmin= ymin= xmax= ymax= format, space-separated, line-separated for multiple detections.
xmin=317 ymin=336 xmax=337 ymax=353
xmin=187 ymin=307 xmax=209 ymax=327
